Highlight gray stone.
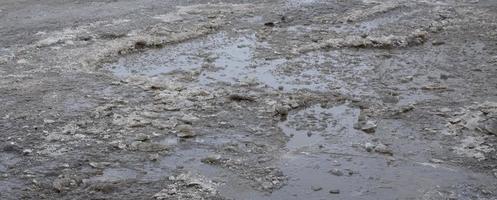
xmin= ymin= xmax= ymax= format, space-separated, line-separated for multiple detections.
xmin=329 ymin=189 xmax=340 ymax=194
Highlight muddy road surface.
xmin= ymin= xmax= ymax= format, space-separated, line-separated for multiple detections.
xmin=1 ymin=0 xmax=497 ymax=199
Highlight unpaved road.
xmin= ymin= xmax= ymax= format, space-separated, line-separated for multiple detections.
xmin=1 ymin=0 xmax=497 ymax=199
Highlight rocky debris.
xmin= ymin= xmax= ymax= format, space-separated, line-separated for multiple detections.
xmin=364 ymin=142 xmax=393 ymax=156
xmin=153 ymin=173 xmax=219 ymax=200
xmin=52 ymin=175 xmax=81 ymax=192
xmin=453 ymin=136 xmax=494 ymax=161
xmin=251 ymin=167 xmax=287 ymax=191
xmin=296 ymin=30 xmax=428 ymax=53
xmin=444 ymin=102 xmax=497 ymax=160
xmin=175 ymin=124 xmax=197 ymax=138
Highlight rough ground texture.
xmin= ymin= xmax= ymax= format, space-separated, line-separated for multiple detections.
xmin=1 ymin=0 xmax=497 ymax=199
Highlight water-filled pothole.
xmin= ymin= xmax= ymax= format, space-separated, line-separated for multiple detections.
xmin=271 ymin=103 xmax=496 ymax=200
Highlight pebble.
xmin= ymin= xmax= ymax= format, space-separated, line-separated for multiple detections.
xmin=429 ymin=158 xmax=444 ymax=164
xmin=150 ymin=153 xmax=160 ymax=161
xmin=201 ymin=154 xmax=223 ymax=164
xmin=374 ymin=143 xmax=393 ymax=155
xmin=311 ymin=186 xmax=323 ymax=191
xmin=135 ymin=133 xmax=150 ymax=141
xmin=365 ymin=142 xmax=375 ymax=152
xmin=22 ymin=149 xmax=33 ymax=155
xmin=329 ymin=168 xmax=344 ymax=176
xmin=483 ymin=119 xmax=497 ymax=135
xmin=361 ymin=121 xmax=377 ymax=133
xmin=176 ymin=124 xmax=196 ymax=138
xmin=262 ymin=182 xmax=273 ymax=190
xmin=329 ymin=189 xmax=340 ymax=194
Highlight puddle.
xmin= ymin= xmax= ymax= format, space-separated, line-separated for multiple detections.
xmin=107 ymin=48 xmax=203 ymax=78
xmin=91 ymin=167 xmax=141 ymax=182
xmin=269 ymin=103 xmax=496 ymax=200
xmin=106 ymin=32 xmax=377 ymax=92
xmin=279 ymin=104 xmax=362 ymax=152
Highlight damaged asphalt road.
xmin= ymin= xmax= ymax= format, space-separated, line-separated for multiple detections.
xmin=1 ymin=0 xmax=497 ymax=199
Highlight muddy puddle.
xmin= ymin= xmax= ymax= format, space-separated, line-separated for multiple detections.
xmin=96 ymin=6 xmax=497 ymax=197
xmin=105 ymin=32 xmax=376 ymax=93
xmin=269 ymin=103 xmax=496 ymax=199
xmin=100 ymin=30 xmax=497 ymax=199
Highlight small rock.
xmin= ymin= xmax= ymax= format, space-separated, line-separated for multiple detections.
xmin=22 ymin=149 xmax=33 ymax=155
xmin=53 ymin=177 xmax=77 ymax=192
xmin=201 ymin=154 xmax=223 ymax=164
xmin=176 ymin=124 xmax=196 ymax=138
xmin=89 ymin=162 xmax=111 ymax=169
xmin=429 ymin=158 xmax=444 ymax=164
xmin=150 ymin=153 xmax=160 ymax=161
xmin=261 ymin=181 xmax=273 ymax=190
xmin=110 ymin=141 xmax=127 ymax=149
xmin=449 ymin=118 xmax=462 ymax=124
xmin=329 ymin=168 xmax=344 ymax=176
xmin=264 ymin=22 xmax=275 ymax=27
xmin=228 ymin=94 xmax=255 ymax=102
xmin=43 ymin=119 xmax=56 ymax=124
xmin=361 ymin=121 xmax=377 ymax=133
xmin=329 ymin=189 xmax=340 ymax=194
xmin=135 ymin=133 xmax=150 ymax=141
xmin=364 ymin=142 xmax=375 ymax=152
xmin=483 ymin=119 xmax=497 ymax=135
xmin=311 ymin=186 xmax=322 ymax=191
xmin=432 ymin=41 xmax=445 ymax=46
xmin=374 ymin=143 xmax=393 ymax=155
xmin=440 ymin=74 xmax=449 ymax=80
xmin=397 ymin=105 xmax=415 ymax=113
xmin=275 ymin=105 xmax=290 ymax=116
xmin=179 ymin=115 xmax=200 ymax=124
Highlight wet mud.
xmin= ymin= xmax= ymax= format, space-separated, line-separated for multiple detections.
xmin=1 ymin=0 xmax=497 ymax=199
